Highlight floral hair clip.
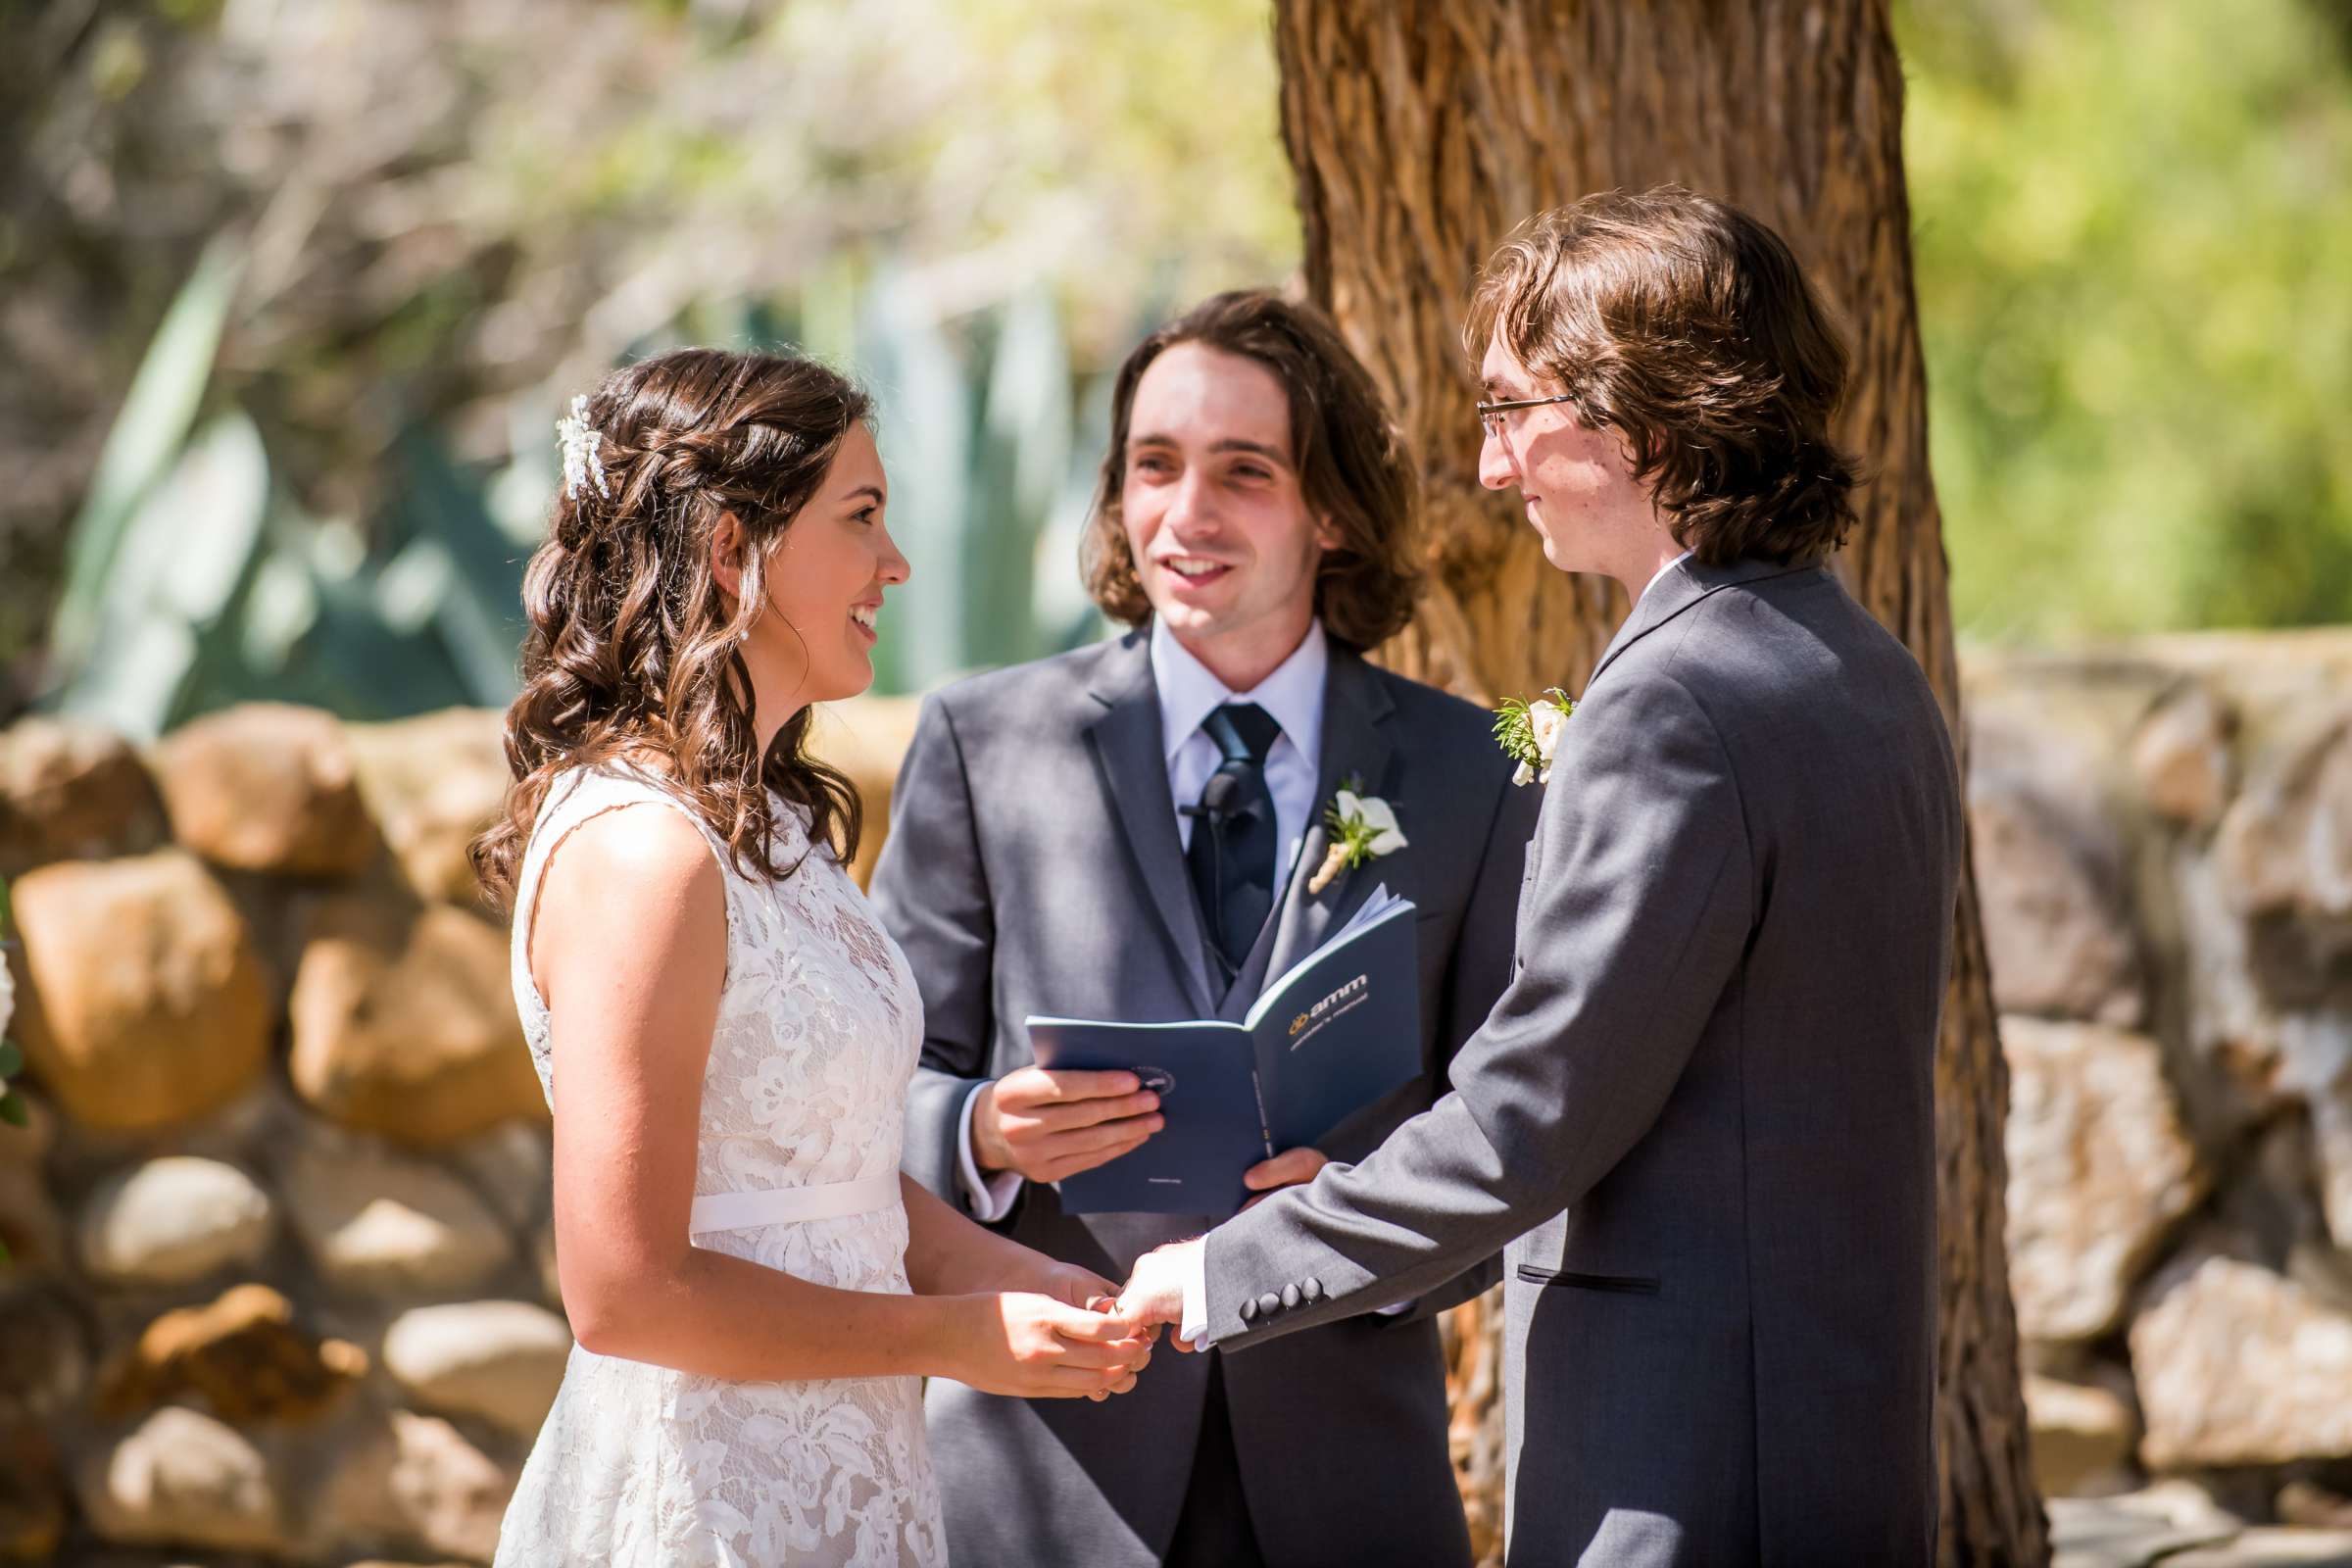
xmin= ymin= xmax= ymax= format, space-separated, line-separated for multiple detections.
xmin=557 ymin=394 xmax=610 ymax=500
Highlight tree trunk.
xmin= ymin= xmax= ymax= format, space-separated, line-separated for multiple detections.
xmin=1272 ymin=4 xmax=2045 ymax=1563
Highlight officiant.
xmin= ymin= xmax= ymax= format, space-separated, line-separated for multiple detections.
xmin=871 ymin=290 xmax=1536 ymax=1568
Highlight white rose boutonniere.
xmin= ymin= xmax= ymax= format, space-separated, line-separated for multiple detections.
xmin=1495 ymin=687 xmax=1576 ymax=786
xmin=1308 ymin=780 xmax=1406 ymax=895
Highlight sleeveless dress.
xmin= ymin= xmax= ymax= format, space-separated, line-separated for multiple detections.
xmin=495 ymin=764 xmax=947 ymax=1568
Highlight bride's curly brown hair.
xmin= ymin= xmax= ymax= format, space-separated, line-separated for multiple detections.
xmin=472 ymin=347 xmax=871 ymax=912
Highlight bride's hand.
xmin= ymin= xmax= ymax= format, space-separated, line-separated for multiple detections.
xmin=944 ymin=1293 xmax=1155 ymax=1401
xmin=1007 ymin=1254 xmax=1120 ymax=1312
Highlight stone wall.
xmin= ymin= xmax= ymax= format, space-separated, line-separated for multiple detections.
xmin=1968 ymin=631 xmax=2352 ymax=1521
xmin=0 ymin=700 xmax=915 ymax=1564
xmin=1 ymin=629 xmax=2349 ymax=1560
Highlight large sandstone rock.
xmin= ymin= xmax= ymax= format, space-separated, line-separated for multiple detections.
xmin=2045 ymin=1480 xmax=2245 ymax=1568
xmin=346 ymin=708 xmax=512 ymax=904
xmin=8 ymin=850 xmax=272 ymax=1131
xmin=2216 ymin=709 xmax=2352 ymax=1005
xmin=0 ymin=715 xmax=168 ymax=872
xmin=381 ymin=1299 xmax=571 ymax=1437
xmin=1970 ymin=769 xmax=2144 ymax=1027
xmin=2005 ymin=1017 xmax=2206 ymax=1342
xmin=808 ymin=696 xmax=922 ymax=889
xmin=2293 ymin=1013 xmax=2352 ymax=1250
xmin=2027 ymin=1372 xmax=2138 ymax=1498
xmin=2217 ymin=709 xmax=2352 ymax=926
xmin=158 ymin=702 xmax=379 ymax=877
xmin=77 ymin=1155 xmax=275 ymax=1287
xmin=96 ymin=1283 xmax=368 ymax=1425
xmin=447 ymin=1120 xmax=553 ymax=1230
xmin=283 ymin=1138 xmax=511 ymax=1295
xmin=75 ymin=1404 xmax=287 ymax=1553
xmin=2132 ymin=1250 xmax=2352 ymax=1469
xmin=2165 ymin=1528 xmax=2352 ymax=1567
xmin=2132 ymin=686 xmax=2237 ymax=832
xmin=314 ymin=1409 xmax=514 ymax=1564
xmin=2172 ymin=846 xmax=2288 ymax=1125
xmin=288 ymin=896 xmax=543 ymax=1145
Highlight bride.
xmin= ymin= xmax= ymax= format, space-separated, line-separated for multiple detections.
xmin=473 ymin=348 xmax=1154 ymax=1566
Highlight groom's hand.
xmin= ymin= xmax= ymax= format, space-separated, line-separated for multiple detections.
xmin=1115 ymin=1240 xmax=1201 ymax=1351
xmin=973 ymin=1067 xmax=1163 ymax=1183
xmin=1241 ymin=1147 xmax=1328 ymax=1209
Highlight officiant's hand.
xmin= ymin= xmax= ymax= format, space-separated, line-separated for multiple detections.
xmin=972 ymin=1067 xmax=1163 ymax=1184
xmin=1241 ymin=1147 xmax=1328 ymax=1209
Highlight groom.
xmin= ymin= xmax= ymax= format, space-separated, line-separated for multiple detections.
xmin=871 ymin=290 xmax=1536 ymax=1566
xmin=1120 ymin=189 xmax=1966 ymax=1564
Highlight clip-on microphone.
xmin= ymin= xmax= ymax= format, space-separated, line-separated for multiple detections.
xmin=1179 ymin=772 xmax=1247 ymax=982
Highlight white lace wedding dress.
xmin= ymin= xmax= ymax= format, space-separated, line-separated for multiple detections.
xmin=496 ymin=764 xmax=946 ymax=1567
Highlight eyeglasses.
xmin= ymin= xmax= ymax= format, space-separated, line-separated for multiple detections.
xmin=1476 ymin=392 xmax=1578 ymax=436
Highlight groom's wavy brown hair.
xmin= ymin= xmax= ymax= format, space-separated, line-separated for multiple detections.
xmin=472 ymin=348 xmax=868 ymax=912
xmin=1082 ymin=290 xmax=1422 ymax=653
xmin=1467 ymin=186 xmax=1860 ymax=566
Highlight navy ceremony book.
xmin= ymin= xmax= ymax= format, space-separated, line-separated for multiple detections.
xmin=1027 ymin=886 xmax=1420 ymax=1216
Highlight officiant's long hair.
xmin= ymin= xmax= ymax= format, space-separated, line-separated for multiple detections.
xmin=472 ymin=348 xmax=867 ymax=911
xmin=1083 ymin=290 xmax=1423 ymax=652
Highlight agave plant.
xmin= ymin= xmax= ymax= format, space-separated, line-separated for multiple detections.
xmin=45 ymin=237 xmax=1138 ymax=732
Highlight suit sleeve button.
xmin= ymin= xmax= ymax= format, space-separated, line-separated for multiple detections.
xmin=1281 ymin=1283 xmax=1301 ymax=1309
xmin=1239 ymin=1298 xmax=1258 ymax=1323
xmin=1301 ymin=1278 xmax=1324 ymax=1302
xmin=1257 ymin=1293 xmax=1283 ymax=1317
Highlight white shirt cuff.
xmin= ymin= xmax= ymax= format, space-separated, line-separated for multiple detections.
xmin=1180 ymin=1239 xmax=1209 ymax=1346
xmin=955 ymin=1082 xmax=1024 ymax=1222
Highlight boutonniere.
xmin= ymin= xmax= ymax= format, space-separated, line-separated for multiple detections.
xmin=1494 ymin=688 xmax=1575 ymax=786
xmin=1308 ymin=778 xmax=1405 ymax=894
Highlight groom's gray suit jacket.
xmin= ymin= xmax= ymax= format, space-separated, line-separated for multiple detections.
xmin=1197 ymin=558 xmax=1964 ymax=1566
xmin=871 ymin=626 xmax=1535 ymax=1568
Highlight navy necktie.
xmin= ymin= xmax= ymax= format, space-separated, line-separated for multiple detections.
xmin=1184 ymin=702 xmax=1284 ymax=988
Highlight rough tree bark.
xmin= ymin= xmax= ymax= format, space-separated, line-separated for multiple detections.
xmin=1270 ymin=4 xmax=2046 ymax=1563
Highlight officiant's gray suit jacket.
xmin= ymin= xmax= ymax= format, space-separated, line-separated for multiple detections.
xmin=1197 ymin=557 xmax=1964 ymax=1566
xmin=870 ymin=626 xmax=1536 ymax=1567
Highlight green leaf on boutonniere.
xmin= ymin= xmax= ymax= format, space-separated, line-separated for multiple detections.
xmin=1495 ymin=687 xmax=1575 ymax=786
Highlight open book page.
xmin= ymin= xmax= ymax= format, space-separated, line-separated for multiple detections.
xmin=1242 ymin=884 xmax=1414 ymax=1032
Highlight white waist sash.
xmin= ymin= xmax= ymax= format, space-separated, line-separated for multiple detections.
xmin=688 ymin=1171 xmax=901 ymax=1235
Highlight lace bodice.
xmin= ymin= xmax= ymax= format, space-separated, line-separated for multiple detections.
xmin=497 ymin=764 xmax=944 ymax=1567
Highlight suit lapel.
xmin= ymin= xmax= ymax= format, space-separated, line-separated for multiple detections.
xmin=1250 ymin=650 xmax=1397 ymax=1004
xmin=1085 ymin=633 xmax=1218 ymax=1016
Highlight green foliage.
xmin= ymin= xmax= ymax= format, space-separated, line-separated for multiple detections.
xmin=43 ymin=240 xmax=535 ymax=734
xmin=1899 ymin=0 xmax=2352 ymax=639
xmin=45 ymin=240 xmax=1136 ymax=726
